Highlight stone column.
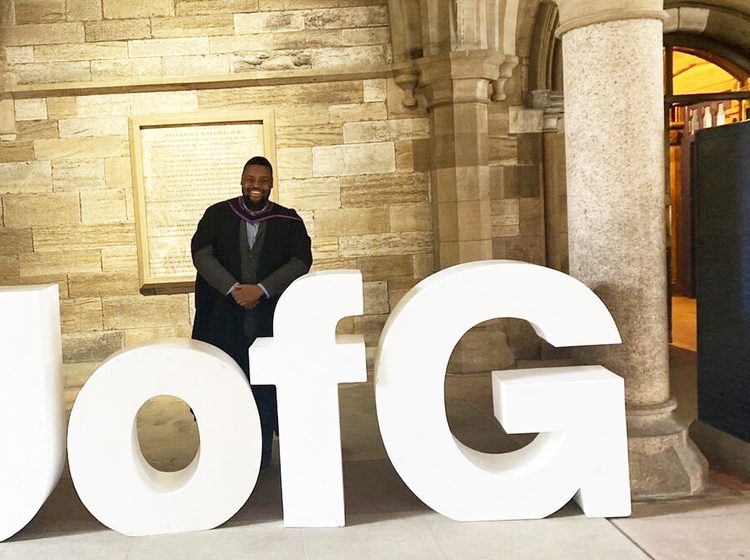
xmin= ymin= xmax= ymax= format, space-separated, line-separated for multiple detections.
xmin=556 ymin=0 xmax=707 ymax=496
xmin=417 ymin=51 xmax=510 ymax=268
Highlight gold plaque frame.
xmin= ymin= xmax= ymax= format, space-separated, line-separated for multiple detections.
xmin=128 ymin=110 xmax=276 ymax=294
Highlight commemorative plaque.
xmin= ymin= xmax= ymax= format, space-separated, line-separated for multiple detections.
xmin=128 ymin=111 xmax=275 ymax=292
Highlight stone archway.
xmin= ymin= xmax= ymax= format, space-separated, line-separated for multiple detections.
xmin=523 ymin=0 xmax=750 ymax=496
xmin=383 ymin=0 xmax=745 ymax=497
xmin=526 ymin=0 xmax=750 ymax=276
xmin=661 ymin=1 xmax=750 ymax=479
xmin=664 ymin=1 xmax=750 ymax=74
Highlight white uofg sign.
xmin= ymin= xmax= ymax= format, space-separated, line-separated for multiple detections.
xmin=0 ymin=261 xmax=631 ymax=540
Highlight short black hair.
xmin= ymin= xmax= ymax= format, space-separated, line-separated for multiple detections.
xmin=243 ymin=156 xmax=273 ymax=176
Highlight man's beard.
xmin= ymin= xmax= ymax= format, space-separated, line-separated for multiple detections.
xmin=243 ymin=194 xmax=269 ymax=211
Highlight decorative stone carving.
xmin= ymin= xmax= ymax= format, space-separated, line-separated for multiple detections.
xmin=387 ymin=1 xmax=521 ymax=108
xmin=490 ymin=55 xmax=519 ymax=101
xmin=393 ymin=53 xmax=519 ymax=108
xmin=523 ymin=89 xmax=564 ymax=132
xmin=393 ymin=64 xmax=419 ymax=107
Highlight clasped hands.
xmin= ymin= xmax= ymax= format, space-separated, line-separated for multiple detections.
xmin=231 ymin=284 xmax=264 ymax=309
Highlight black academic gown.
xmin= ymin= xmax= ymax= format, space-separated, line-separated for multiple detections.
xmin=191 ymin=198 xmax=312 ymax=459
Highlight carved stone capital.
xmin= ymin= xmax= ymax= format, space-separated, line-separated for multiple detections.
xmin=490 ymin=56 xmax=519 ymax=102
xmin=394 ymin=51 xmax=518 ymax=110
xmin=523 ymin=89 xmax=565 ymax=132
xmin=418 ymin=50 xmax=505 ymax=83
xmin=393 ymin=64 xmax=419 ymax=108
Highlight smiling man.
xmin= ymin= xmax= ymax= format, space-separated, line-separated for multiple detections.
xmin=191 ymin=156 xmax=312 ymax=467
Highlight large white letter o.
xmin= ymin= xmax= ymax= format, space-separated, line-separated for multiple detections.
xmin=67 ymin=339 xmax=260 ymax=536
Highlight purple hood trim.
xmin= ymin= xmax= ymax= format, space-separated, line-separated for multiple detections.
xmin=228 ymin=197 xmax=303 ymax=224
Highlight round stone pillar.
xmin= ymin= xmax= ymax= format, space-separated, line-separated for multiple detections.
xmin=556 ymin=0 xmax=707 ymax=496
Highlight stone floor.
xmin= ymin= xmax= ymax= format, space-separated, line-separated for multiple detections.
xmin=3 ymin=339 xmax=749 ymax=560
xmin=670 ymin=296 xmax=697 ymax=352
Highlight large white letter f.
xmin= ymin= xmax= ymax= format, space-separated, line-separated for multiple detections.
xmin=249 ymin=270 xmax=366 ymax=527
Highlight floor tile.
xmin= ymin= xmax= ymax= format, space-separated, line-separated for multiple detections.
xmin=424 ymin=506 xmax=651 ymax=560
xmin=339 ymin=382 xmax=389 ymax=462
xmin=302 ymin=513 xmax=449 ymax=560
xmin=224 ymin=466 xmax=284 ymax=525
xmin=343 ymin=459 xmax=427 ymax=516
xmin=9 ymin=477 xmax=104 ymax=539
xmin=671 ymin=296 xmax=696 ymax=352
xmin=2 ymin=531 xmax=130 ymax=560
xmin=127 ymin=523 xmax=306 ymax=560
xmin=613 ymin=495 xmax=750 ymax=560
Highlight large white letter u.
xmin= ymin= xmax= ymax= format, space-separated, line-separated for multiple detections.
xmin=0 ymin=285 xmax=65 ymax=541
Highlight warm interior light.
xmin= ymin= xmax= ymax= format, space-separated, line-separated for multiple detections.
xmin=671 ymin=50 xmax=738 ymax=95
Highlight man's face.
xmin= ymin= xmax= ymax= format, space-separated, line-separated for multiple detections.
xmin=241 ymin=164 xmax=273 ymax=208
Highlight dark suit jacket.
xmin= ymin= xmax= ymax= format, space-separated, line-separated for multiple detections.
xmin=191 ymin=199 xmax=312 ymax=374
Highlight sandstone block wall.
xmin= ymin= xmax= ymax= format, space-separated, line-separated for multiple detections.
xmin=479 ymin=3 xmax=547 ymax=365
xmin=0 ymin=0 xmax=549 ymax=384
xmin=0 ymin=0 xmax=437 ymax=385
xmin=1 ymin=1 xmax=391 ymax=84
xmin=488 ymin=1 xmax=545 ymax=269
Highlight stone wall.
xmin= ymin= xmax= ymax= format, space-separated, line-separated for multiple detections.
xmin=0 ymin=0 xmax=556 ymax=388
xmin=1 ymin=1 xmax=391 ymax=83
xmin=483 ymin=0 xmax=547 ymax=365
xmin=489 ymin=0 xmax=545 ymax=268
xmin=0 ymin=0 xmax=435 ymax=388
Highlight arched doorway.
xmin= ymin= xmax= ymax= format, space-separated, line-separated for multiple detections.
xmin=526 ymin=2 xmax=750 ymax=283
xmin=525 ymin=0 xmax=750 ymax=480
xmin=665 ymin=45 xmax=749 ymax=351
